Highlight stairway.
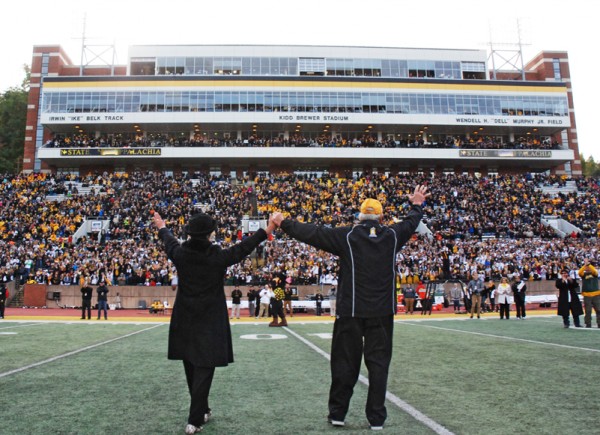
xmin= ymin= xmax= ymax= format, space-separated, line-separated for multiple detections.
xmin=7 ymin=285 xmax=25 ymax=307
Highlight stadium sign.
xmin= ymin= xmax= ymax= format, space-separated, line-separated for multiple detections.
xmin=42 ymin=113 xmax=571 ymax=128
xmin=454 ymin=117 xmax=566 ymax=126
xmin=60 ymin=148 xmax=162 ymax=156
xmin=459 ymin=150 xmax=552 ymax=158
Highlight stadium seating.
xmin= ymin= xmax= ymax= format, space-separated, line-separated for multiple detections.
xmin=1 ymin=171 xmax=599 ymax=291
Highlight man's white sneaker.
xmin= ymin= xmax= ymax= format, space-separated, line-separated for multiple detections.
xmin=185 ymin=423 xmax=202 ymax=434
xmin=371 ymin=426 xmax=384 ymax=430
xmin=204 ymin=409 xmax=212 ymax=424
xmin=328 ymin=419 xmax=345 ymax=427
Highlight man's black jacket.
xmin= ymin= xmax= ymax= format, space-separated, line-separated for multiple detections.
xmin=280 ymin=205 xmax=423 ymax=317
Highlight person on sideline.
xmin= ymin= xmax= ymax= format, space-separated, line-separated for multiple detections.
xmin=247 ymin=287 xmax=257 ymax=318
xmin=284 ymin=285 xmax=294 ymax=317
xmin=271 ymin=185 xmax=428 ymax=431
xmin=171 ymin=271 xmax=179 ymax=291
xmin=80 ymin=281 xmax=93 ymax=319
xmin=450 ymin=283 xmax=462 ymax=314
xmin=315 ymin=290 xmax=324 ymax=316
xmin=420 ymin=283 xmax=435 ymax=316
xmin=257 ymin=285 xmax=272 ymax=319
xmin=486 ymin=279 xmax=497 ymax=312
xmin=403 ymin=285 xmax=416 ymax=315
xmin=114 ymin=292 xmax=123 ymax=310
xmin=496 ymin=277 xmax=512 ymax=320
xmin=462 ymin=284 xmax=472 ymax=314
xmin=467 ymin=272 xmax=484 ymax=319
xmin=230 ymin=286 xmax=242 ymax=319
xmin=153 ymin=211 xmax=275 ymax=434
xmin=578 ymin=259 xmax=600 ymax=328
xmin=328 ymin=286 xmax=337 ymax=317
xmin=512 ymin=274 xmax=527 ymax=319
xmin=96 ymin=281 xmax=109 ymax=320
xmin=0 ymin=283 xmax=8 ymax=319
xmin=556 ymin=269 xmax=583 ymax=328
xmin=254 ymin=287 xmax=262 ymax=318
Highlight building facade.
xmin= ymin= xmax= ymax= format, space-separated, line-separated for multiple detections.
xmin=24 ymin=44 xmax=579 ymax=176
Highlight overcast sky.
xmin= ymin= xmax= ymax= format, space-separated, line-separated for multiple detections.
xmin=1 ymin=0 xmax=596 ymax=159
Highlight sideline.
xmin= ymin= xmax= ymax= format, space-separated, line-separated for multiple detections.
xmin=0 ymin=319 xmax=167 ymax=325
xmin=400 ymin=322 xmax=600 ymax=353
xmin=0 ymin=323 xmax=164 ymax=379
xmin=282 ymin=326 xmax=455 ymax=435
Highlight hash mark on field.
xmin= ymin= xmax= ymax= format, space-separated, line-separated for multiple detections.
xmin=0 ymin=323 xmax=42 ymax=331
xmin=308 ymin=333 xmax=333 ymax=339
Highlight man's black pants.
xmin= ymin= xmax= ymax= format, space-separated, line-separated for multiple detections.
xmin=328 ymin=314 xmax=393 ymax=427
xmin=515 ymin=296 xmax=526 ymax=318
xmin=183 ymin=361 xmax=215 ymax=427
xmin=81 ymin=300 xmax=91 ymax=319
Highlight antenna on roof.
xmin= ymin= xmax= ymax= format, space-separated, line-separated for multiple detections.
xmin=75 ymin=13 xmax=117 ymax=77
xmin=487 ymin=18 xmax=530 ymax=80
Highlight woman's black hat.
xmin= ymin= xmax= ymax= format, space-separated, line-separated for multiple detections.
xmin=184 ymin=213 xmax=217 ymax=237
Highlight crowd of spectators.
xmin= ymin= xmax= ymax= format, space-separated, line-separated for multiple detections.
xmin=1 ymin=171 xmax=599 ymax=292
xmin=43 ymin=133 xmax=561 ymax=151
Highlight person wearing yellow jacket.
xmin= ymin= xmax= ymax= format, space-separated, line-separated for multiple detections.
xmin=578 ymin=259 xmax=600 ymax=328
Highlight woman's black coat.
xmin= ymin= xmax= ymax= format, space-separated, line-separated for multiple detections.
xmin=159 ymin=228 xmax=267 ymax=367
xmin=556 ymin=278 xmax=583 ymax=317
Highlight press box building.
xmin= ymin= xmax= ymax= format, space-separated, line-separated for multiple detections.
xmin=24 ymin=44 xmax=580 ymax=176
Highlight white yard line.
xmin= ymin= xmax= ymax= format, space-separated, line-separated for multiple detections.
xmin=282 ymin=326 xmax=455 ymax=435
xmin=400 ymin=322 xmax=600 ymax=353
xmin=526 ymin=317 xmax=600 ymax=328
xmin=0 ymin=324 xmax=163 ymax=379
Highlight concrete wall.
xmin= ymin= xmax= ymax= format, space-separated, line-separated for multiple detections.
xmin=27 ymin=281 xmax=563 ymax=309
xmin=29 ymin=284 xmax=334 ymax=308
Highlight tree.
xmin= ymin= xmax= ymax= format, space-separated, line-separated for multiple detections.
xmin=0 ymin=65 xmax=29 ymax=173
xmin=580 ymin=154 xmax=600 ymax=177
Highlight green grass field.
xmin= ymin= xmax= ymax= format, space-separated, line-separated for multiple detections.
xmin=1 ymin=316 xmax=599 ymax=435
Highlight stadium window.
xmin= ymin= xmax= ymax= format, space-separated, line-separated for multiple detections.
xmin=251 ymin=57 xmax=260 ymax=75
xmin=270 ymin=58 xmax=280 ymax=75
xmin=432 ymin=95 xmax=442 ymax=114
xmin=41 ymin=53 xmax=50 ymax=75
xmin=202 ymin=58 xmax=213 ymax=75
xmin=260 ymin=58 xmax=270 ymax=75
xmin=288 ymin=58 xmax=298 ymax=75
xmin=241 ymin=57 xmax=251 ymax=75
xmin=156 ymin=57 xmax=167 ymax=75
xmin=553 ymin=58 xmax=562 ymax=80
xmin=184 ymin=58 xmax=194 ymax=75
xmin=130 ymin=60 xmax=156 ymax=76
xmin=299 ymin=57 xmax=326 ymax=76
xmin=280 ymin=58 xmax=290 ymax=75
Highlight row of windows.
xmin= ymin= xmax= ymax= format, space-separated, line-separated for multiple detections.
xmin=43 ymin=91 xmax=569 ymax=117
xmin=139 ymin=56 xmax=476 ymax=79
